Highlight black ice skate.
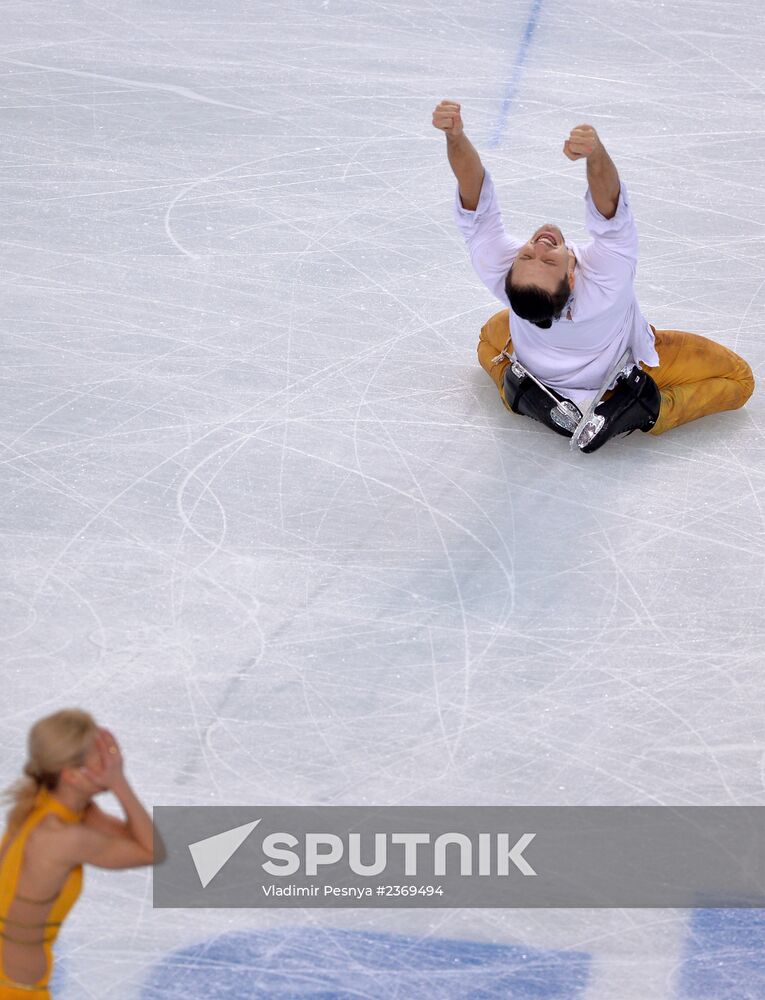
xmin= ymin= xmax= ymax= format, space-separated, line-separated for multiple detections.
xmin=502 ymin=360 xmax=583 ymax=437
xmin=575 ymin=366 xmax=661 ymax=453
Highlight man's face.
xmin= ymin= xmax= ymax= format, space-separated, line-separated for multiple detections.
xmin=511 ymin=224 xmax=570 ymax=293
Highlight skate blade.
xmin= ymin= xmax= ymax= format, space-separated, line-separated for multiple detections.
xmin=575 ymin=414 xmax=605 ymax=449
xmin=570 ymin=350 xmax=632 ymax=452
xmin=513 ymin=361 xmax=582 ymax=433
xmin=551 ymin=402 xmax=581 ymax=434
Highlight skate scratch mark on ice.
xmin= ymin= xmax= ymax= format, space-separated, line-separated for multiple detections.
xmin=489 ymin=0 xmax=544 ymax=148
xmin=377 ymin=429 xmax=518 ymax=741
xmin=171 ymin=440 xmax=265 ymax=680
xmin=250 ymin=144 xmax=419 ymax=536
xmin=579 ymin=12 xmax=690 ymax=69
xmin=372 ymin=406 xmax=475 ymax=753
xmin=24 ymin=326 xmax=426 ymax=609
xmin=597 ymin=517 xmax=674 ymax=646
xmin=271 ymin=438 xmax=516 ymax=614
xmin=730 ymin=273 xmax=765 ymax=353
xmin=170 ymin=146 xmax=468 ymax=627
xmin=0 ymin=59 xmax=269 ymax=118
xmin=614 ymin=672 xmax=740 ymax=802
xmin=720 ymin=439 xmax=765 ymax=547
xmin=175 ymin=443 xmax=236 ymax=557
xmin=163 ymin=146 xmax=381 ymax=259
xmin=210 ymin=193 xmax=458 ymax=362
xmin=14 ymin=322 xmax=477 ymax=784
xmin=345 ymin=301 xmax=515 ymax=746
xmin=625 ymin=5 xmax=765 ymax=99
xmin=172 ymin=411 xmax=315 ymax=649
xmin=79 ymin=0 xmax=194 ymax=62
xmin=178 ymin=421 xmax=517 ymax=783
xmin=427 ymin=627 xmax=458 ymax=770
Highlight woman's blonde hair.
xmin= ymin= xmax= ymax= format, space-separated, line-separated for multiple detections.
xmin=3 ymin=709 xmax=97 ymax=831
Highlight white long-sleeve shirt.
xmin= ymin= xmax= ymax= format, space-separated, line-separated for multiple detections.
xmin=454 ymin=171 xmax=659 ymax=404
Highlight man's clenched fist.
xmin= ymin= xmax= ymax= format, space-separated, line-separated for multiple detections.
xmin=563 ymin=124 xmax=602 ymax=161
xmin=432 ymin=100 xmax=464 ymax=138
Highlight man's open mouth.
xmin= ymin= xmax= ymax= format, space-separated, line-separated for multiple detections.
xmin=534 ymin=231 xmax=558 ymax=247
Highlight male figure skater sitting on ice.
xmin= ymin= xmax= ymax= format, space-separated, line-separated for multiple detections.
xmin=432 ymin=100 xmax=754 ymax=452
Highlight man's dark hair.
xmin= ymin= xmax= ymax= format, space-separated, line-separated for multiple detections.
xmin=505 ymin=267 xmax=570 ymax=330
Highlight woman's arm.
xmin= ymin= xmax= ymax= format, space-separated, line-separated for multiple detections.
xmin=59 ymin=820 xmax=154 ymax=869
xmin=107 ymin=773 xmax=153 ymax=855
xmin=82 ymin=801 xmax=129 ymax=837
xmin=70 ymin=728 xmax=157 ymax=867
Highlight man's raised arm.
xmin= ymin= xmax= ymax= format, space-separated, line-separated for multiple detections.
xmin=432 ymin=101 xmax=485 ymax=211
xmin=564 ymin=124 xmax=620 ymax=220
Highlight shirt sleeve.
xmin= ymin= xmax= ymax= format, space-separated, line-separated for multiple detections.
xmin=580 ymin=181 xmax=639 ymax=277
xmin=453 ymin=170 xmax=523 ymax=304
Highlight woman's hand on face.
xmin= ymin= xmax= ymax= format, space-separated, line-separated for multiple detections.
xmin=78 ymin=729 xmax=125 ymax=792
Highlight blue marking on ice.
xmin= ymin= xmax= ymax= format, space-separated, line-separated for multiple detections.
xmin=488 ymin=0 xmax=545 ymax=147
xmin=678 ymin=909 xmax=765 ymax=999
xmin=49 ymin=962 xmax=67 ymax=996
xmin=140 ymin=927 xmax=590 ymax=999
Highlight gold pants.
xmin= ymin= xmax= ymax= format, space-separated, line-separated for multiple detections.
xmin=477 ymin=309 xmax=754 ymax=435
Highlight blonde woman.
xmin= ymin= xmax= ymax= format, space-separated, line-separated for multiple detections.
xmin=0 ymin=709 xmax=154 ymax=998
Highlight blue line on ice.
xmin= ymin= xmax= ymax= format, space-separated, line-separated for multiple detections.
xmin=489 ymin=0 xmax=545 ymax=147
xmin=678 ymin=909 xmax=765 ymax=999
xmin=140 ymin=927 xmax=590 ymax=999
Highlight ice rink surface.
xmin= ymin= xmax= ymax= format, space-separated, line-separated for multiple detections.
xmin=1 ymin=0 xmax=764 ymax=996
